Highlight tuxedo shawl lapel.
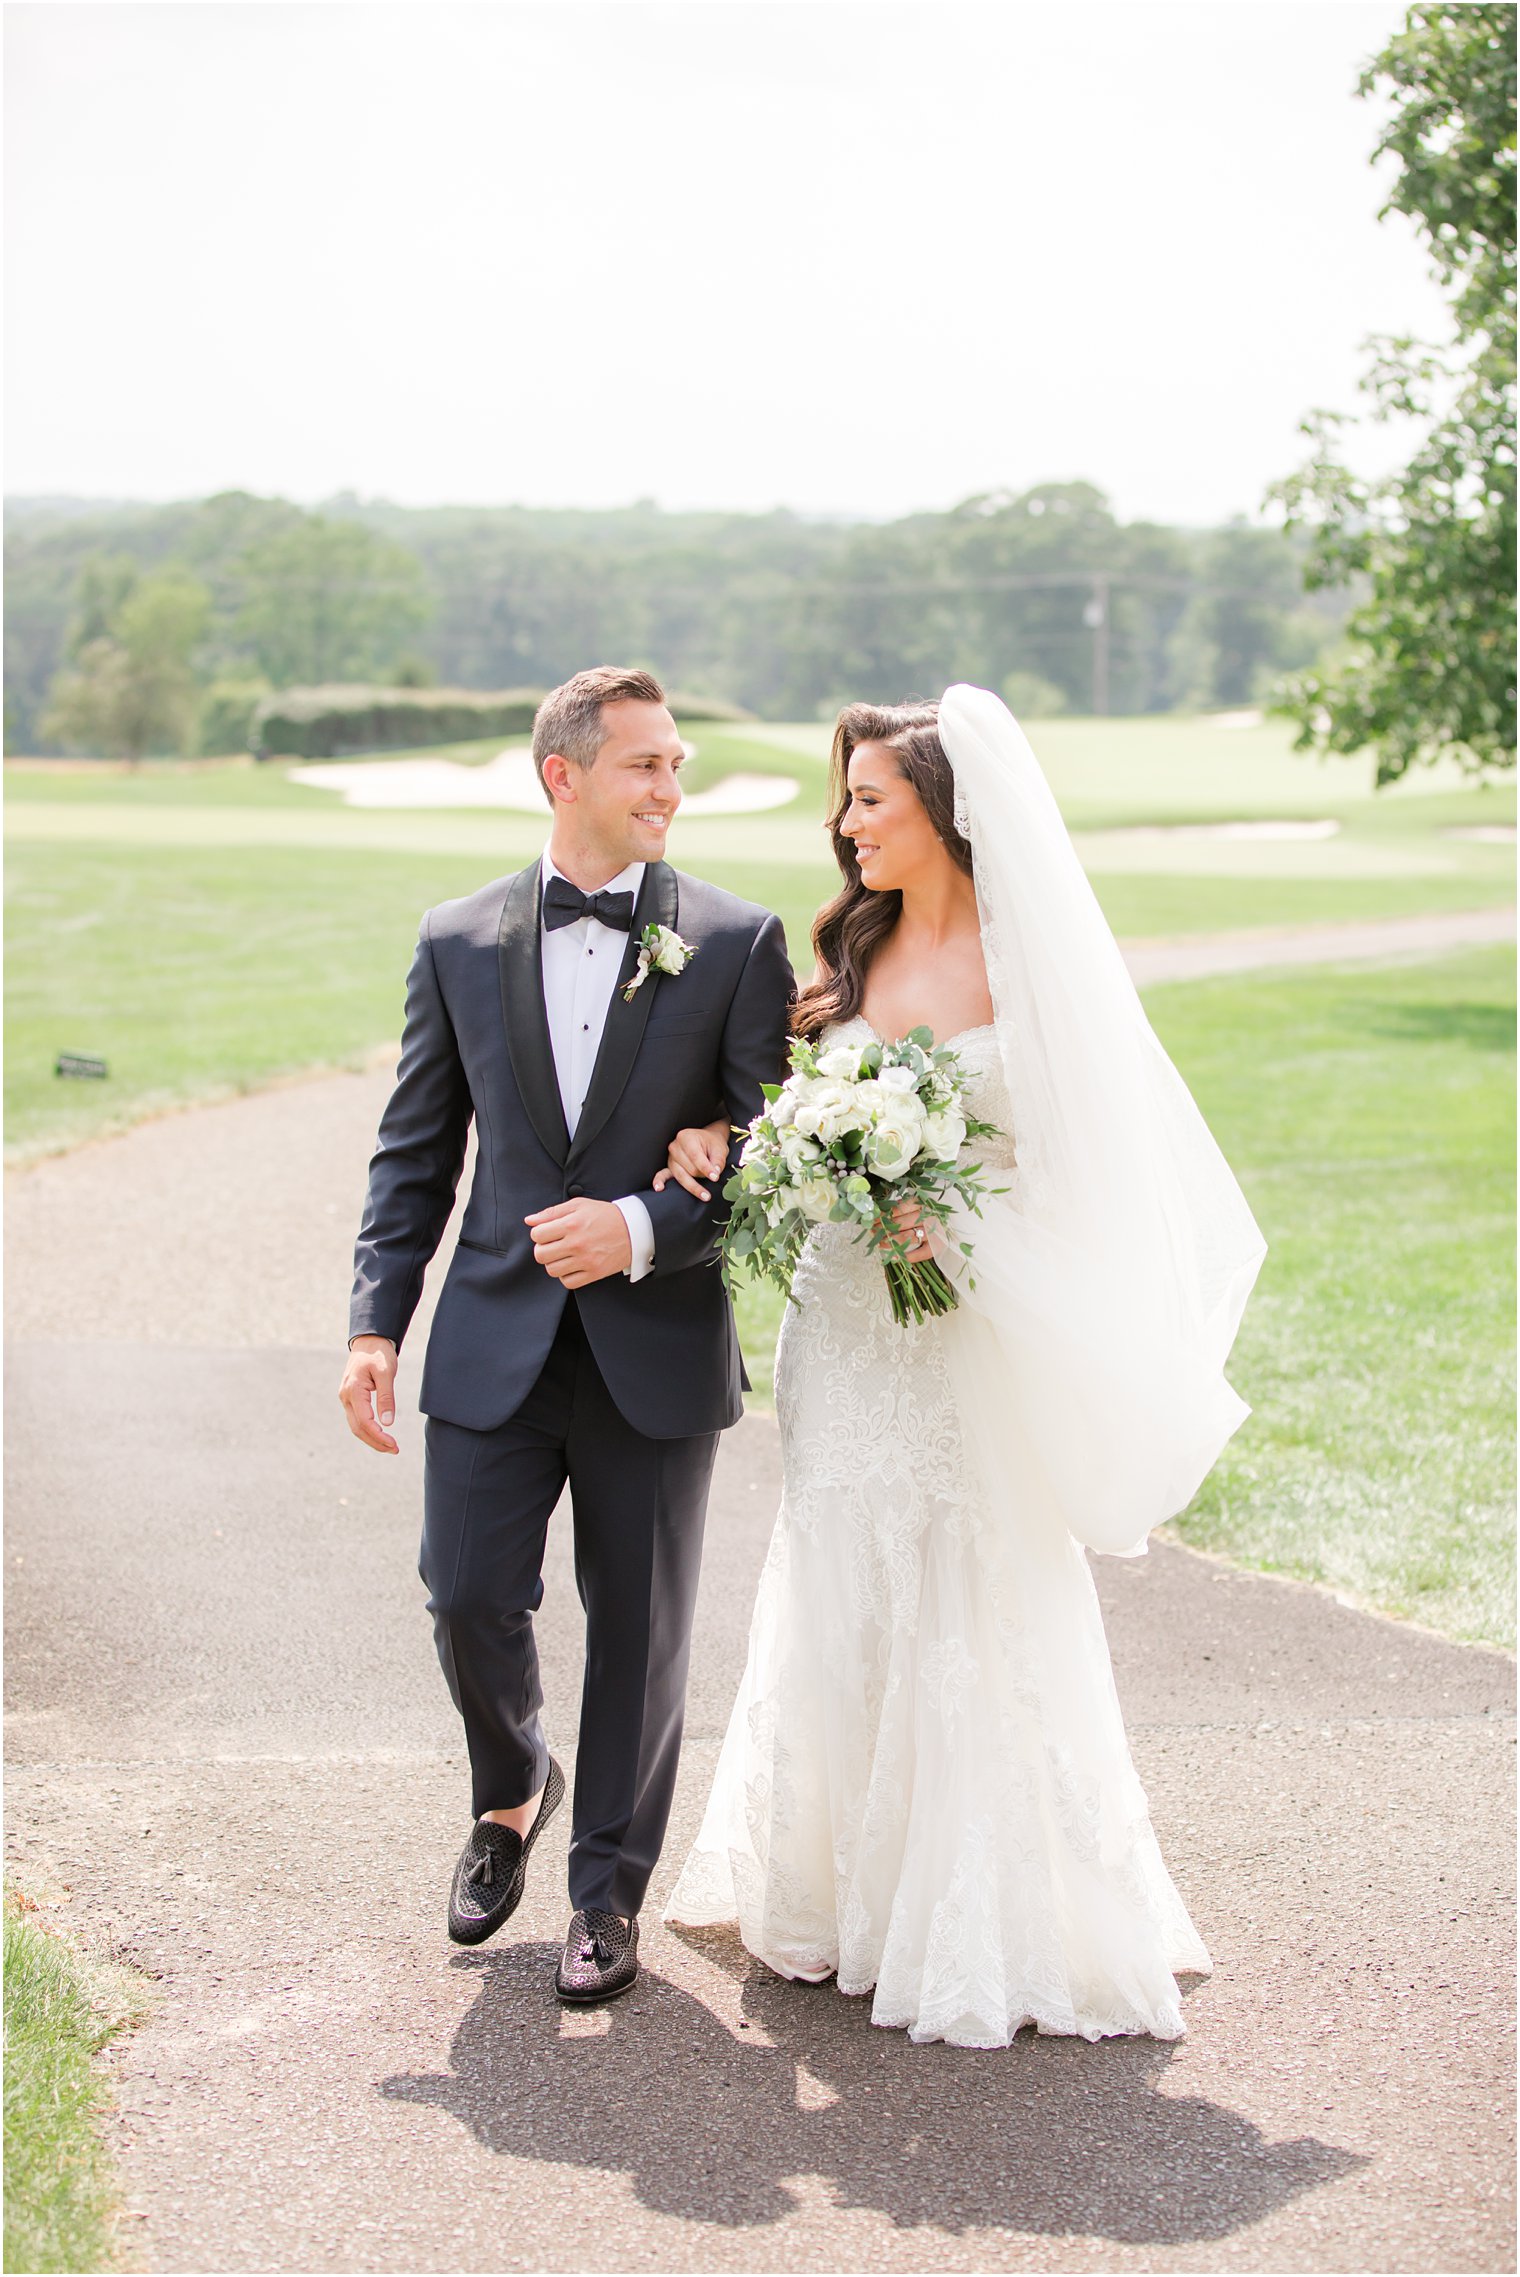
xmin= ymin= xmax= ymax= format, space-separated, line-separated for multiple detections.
xmin=566 ymin=860 xmax=679 ymax=1171
xmin=498 ymin=861 xmax=570 ymax=1166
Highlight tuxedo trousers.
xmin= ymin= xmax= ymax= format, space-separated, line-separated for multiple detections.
xmin=420 ymin=1299 xmax=719 ymax=1917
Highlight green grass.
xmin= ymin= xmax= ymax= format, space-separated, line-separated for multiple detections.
xmin=6 ymin=822 xmax=1514 ymax=1161
xmin=2 ymin=841 xmax=830 ymax=1157
xmin=9 ymin=829 xmax=1513 ymax=1163
xmin=3 ymin=1886 xmax=147 ymax=2274
xmin=1149 ymin=948 xmax=1514 ymax=1648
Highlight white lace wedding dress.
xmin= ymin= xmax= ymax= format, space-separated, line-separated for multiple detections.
xmin=665 ymin=1014 xmax=1213 ymax=2049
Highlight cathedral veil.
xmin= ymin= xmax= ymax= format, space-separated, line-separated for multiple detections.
xmin=936 ymin=683 xmax=1267 ymax=1558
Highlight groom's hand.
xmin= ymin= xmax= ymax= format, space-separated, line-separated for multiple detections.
xmin=340 ymin=1336 xmax=400 ymax=1454
xmin=525 ymin=1199 xmax=632 ymax=1289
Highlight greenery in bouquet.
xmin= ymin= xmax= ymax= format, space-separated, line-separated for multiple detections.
xmin=720 ymin=1028 xmax=1004 ymax=1328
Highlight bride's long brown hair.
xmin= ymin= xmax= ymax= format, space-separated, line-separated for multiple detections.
xmin=793 ymin=701 xmax=973 ymax=1041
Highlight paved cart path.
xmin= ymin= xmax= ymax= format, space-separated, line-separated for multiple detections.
xmin=1117 ymin=900 xmax=1514 ymax=986
xmin=5 ymin=909 xmax=1515 ymax=2273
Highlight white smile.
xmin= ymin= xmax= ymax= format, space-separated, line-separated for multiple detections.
xmin=633 ymin=811 xmax=670 ymax=825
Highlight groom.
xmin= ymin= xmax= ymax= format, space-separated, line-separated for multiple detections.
xmin=339 ymin=667 xmax=792 ymax=2002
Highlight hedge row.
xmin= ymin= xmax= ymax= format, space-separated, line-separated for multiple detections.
xmin=251 ymin=685 xmax=544 ymax=760
xmin=664 ymin=691 xmax=755 ymax=725
xmin=252 ymin=684 xmax=753 ymax=760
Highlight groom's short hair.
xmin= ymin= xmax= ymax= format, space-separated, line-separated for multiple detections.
xmin=532 ymin=666 xmax=667 ymax=799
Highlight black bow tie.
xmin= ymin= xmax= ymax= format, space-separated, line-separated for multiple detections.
xmin=542 ymin=876 xmax=636 ymax=934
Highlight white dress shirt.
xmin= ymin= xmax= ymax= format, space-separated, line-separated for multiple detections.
xmin=540 ymin=852 xmax=656 ymax=1282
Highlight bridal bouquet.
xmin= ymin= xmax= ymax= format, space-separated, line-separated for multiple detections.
xmin=721 ymin=1028 xmax=1002 ymax=1327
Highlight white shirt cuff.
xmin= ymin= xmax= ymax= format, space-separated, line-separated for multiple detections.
xmin=613 ymin=1194 xmax=656 ymax=1283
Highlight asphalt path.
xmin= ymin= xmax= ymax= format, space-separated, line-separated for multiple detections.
xmin=5 ymin=918 xmax=1516 ymax=2274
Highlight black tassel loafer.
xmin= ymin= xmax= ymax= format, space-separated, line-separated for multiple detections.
xmin=447 ymin=1758 xmax=566 ymax=1946
xmin=555 ymin=1908 xmax=640 ymax=2004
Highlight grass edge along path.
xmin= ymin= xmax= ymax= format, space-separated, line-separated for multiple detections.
xmin=3 ymin=1883 xmax=150 ymax=2275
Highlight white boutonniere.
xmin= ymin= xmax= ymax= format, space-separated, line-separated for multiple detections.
xmin=623 ymin=921 xmax=698 ymax=1003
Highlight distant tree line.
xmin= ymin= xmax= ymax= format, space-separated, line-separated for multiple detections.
xmin=4 ymin=481 xmax=1346 ymax=758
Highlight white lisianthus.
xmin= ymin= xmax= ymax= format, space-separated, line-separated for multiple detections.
xmin=816 ymin=1041 xmax=866 ymax=1082
xmin=794 ymin=1174 xmax=838 ymax=1222
xmin=854 ymin=1075 xmax=915 ymax=1117
xmin=793 ymin=1080 xmax=861 ymax=1146
xmin=623 ymin=921 xmax=698 ymax=1001
xmin=921 ymin=1109 xmax=967 ymax=1161
xmin=650 ymin=924 xmax=691 ymax=973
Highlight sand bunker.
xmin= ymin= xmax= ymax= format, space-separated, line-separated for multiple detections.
xmin=289 ymin=745 xmax=799 ymax=816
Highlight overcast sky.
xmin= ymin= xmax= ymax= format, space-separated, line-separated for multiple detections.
xmin=6 ymin=0 xmax=1448 ymax=525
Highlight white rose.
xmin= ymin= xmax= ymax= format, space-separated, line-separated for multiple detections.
xmin=921 ymin=1109 xmax=967 ymax=1161
xmin=864 ymin=1105 xmax=926 ymax=1180
xmin=795 ymin=1174 xmax=838 ymax=1222
xmin=855 ymin=1077 xmax=925 ymax=1139
xmin=770 ymin=1088 xmax=798 ymax=1130
xmin=875 ymin=1062 xmax=920 ymax=1096
xmin=816 ymin=1042 xmax=865 ymax=1082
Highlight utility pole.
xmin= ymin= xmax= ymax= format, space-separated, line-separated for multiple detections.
xmin=1084 ymin=574 xmax=1110 ymax=716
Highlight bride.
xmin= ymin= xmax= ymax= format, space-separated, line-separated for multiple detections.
xmin=657 ymin=685 xmax=1265 ymax=2049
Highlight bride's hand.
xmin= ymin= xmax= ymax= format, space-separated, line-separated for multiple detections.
xmin=886 ymin=1197 xmax=943 ymax=1262
xmin=652 ymin=1117 xmax=731 ymax=1202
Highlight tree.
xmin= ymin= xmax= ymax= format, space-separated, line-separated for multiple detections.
xmin=65 ymin=551 xmax=141 ymax=655
xmin=1271 ymin=4 xmax=1516 ymax=783
xmin=1167 ymin=524 xmax=1332 ymax=710
xmin=42 ymin=566 xmax=210 ymax=761
xmin=235 ymin=515 xmax=430 ymax=687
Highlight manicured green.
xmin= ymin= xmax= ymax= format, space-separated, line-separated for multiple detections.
xmin=3 ymin=1887 xmax=145 ymax=2274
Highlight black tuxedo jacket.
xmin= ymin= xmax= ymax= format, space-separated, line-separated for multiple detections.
xmin=349 ymin=858 xmax=794 ymax=1438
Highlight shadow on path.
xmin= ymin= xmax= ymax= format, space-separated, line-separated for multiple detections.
xmin=381 ymin=1933 xmax=1364 ymax=2246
